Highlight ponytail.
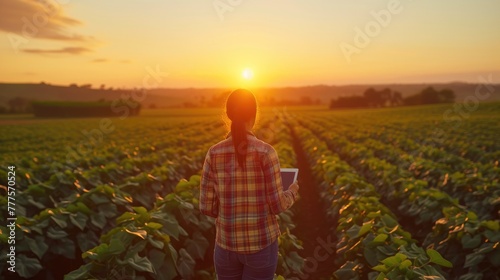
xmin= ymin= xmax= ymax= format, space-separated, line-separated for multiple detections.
xmin=231 ymin=120 xmax=247 ymax=168
xmin=225 ymin=89 xmax=257 ymax=169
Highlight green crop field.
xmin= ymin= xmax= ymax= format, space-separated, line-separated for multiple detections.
xmin=1 ymin=102 xmax=499 ymax=280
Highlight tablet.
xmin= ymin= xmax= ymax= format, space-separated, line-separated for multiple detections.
xmin=280 ymin=168 xmax=299 ymax=190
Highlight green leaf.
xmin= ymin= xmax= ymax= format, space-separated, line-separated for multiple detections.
xmin=177 ymin=249 xmax=195 ymax=279
xmin=17 ymin=254 xmax=43 ymax=278
xmin=334 ymin=261 xmax=359 ymax=279
xmin=133 ymin=206 xmax=148 ymax=215
xmin=185 ymin=231 xmax=209 ymax=260
xmin=77 ymin=231 xmax=98 ymax=252
xmin=148 ymin=249 xmax=167 ymax=279
xmin=376 ymin=245 xmax=395 ymax=257
xmin=484 ymin=230 xmax=500 ymax=242
xmin=286 ymin=251 xmax=306 ymax=273
xmin=51 ymin=215 xmax=68 ymax=228
xmin=70 ymin=212 xmax=88 ymax=231
xmin=372 ymin=264 xmax=388 ymax=272
xmin=83 ymin=243 xmax=108 ymax=261
xmin=381 ymin=214 xmax=398 ymax=228
xmin=426 ymin=249 xmax=453 ymax=268
xmin=461 ymin=234 xmax=482 ymax=249
xmin=357 ymin=222 xmax=372 ymax=237
xmin=364 ymin=246 xmax=378 ymax=267
xmin=50 ymin=238 xmax=76 ymax=259
xmin=157 ymin=246 xmax=178 ymax=280
xmin=467 ymin=211 xmax=478 ymax=221
xmin=148 ymin=237 xmax=165 ymax=249
xmin=481 ymin=220 xmax=499 ymax=231
xmin=98 ymin=203 xmax=117 ymax=218
xmin=76 ymin=202 xmax=92 ymax=215
xmin=395 ymin=253 xmax=407 ymax=261
xmin=367 ymin=211 xmax=381 ymax=218
xmin=127 ymin=253 xmax=154 ymax=273
xmin=161 ymin=213 xmax=182 ymax=240
xmin=175 ymin=180 xmax=191 ymax=192
xmin=145 ymin=222 xmax=163 ymax=230
xmin=28 ymin=197 xmax=46 ymax=209
xmin=116 ymin=212 xmax=136 ymax=224
xmin=91 ymin=212 xmax=107 ymax=228
xmin=464 ymin=252 xmax=485 ymax=268
xmin=64 ymin=263 xmax=92 ymax=280
xmin=26 ymin=236 xmax=49 ymax=259
xmin=90 ymin=193 xmax=109 ymax=205
xmin=399 ymin=259 xmax=412 ymax=270
xmin=47 ymin=226 xmax=69 ymax=239
xmin=382 ymin=255 xmax=402 ymax=267
xmin=376 ymin=272 xmax=387 ymax=280
xmin=108 ymin=238 xmax=126 ymax=255
xmin=373 ymin=233 xmax=388 ymax=243
xmin=346 ymin=224 xmax=361 ymax=239
xmin=487 ymin=247 xmax=500 ymax=267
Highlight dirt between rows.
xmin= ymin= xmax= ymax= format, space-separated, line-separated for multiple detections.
xmin=289 ymin=128 xmax=338 ymax=280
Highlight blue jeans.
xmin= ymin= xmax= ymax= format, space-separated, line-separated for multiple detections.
xmin=214 ymin=240 xmax=279 ymax=280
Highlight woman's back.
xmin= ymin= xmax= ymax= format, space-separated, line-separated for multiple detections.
xmin=201 ymin=133 xmax=293 ymax=253
xmin=199 ymin=89 xmax=299 ymax=279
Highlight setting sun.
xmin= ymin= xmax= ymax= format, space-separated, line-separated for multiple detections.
xmin=242 ymin=68 xmax=254 ymax=80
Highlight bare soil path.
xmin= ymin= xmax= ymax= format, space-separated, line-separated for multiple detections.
xmin=288 ymin=126 xmax=338 ymax=279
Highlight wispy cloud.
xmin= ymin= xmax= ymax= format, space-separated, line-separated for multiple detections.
xmin=90 ymin=59 xmax=134 ymax=63
xmin=0 ymin=0 xmax=91 ymax=42
xmin=23 ymin=47 xmax=92 ymax=55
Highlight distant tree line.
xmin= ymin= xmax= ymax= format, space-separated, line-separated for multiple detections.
xmin=0 ymin=97 xmax=142 ymax=117
xmin=403 ymin=87 xmax=455 ymax=106
xmin=0 ymin=97 xmax=33 ymax=114
xmin=330 ymin=86 xmax=455 ymax=109
xmin=32 ymin=100 xmax=141 ymax=118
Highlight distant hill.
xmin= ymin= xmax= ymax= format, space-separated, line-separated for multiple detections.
xmin=0 ymin=82 xmax=498 ymax=110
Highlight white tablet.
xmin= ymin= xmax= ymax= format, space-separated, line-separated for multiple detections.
xmin=280 ymin=168 xmax=298 ymax=191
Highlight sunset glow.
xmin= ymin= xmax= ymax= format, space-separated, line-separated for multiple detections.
xmin=0 ymin=1 xmax=499 ymax=88
xmin=242 ymin=68 xmax=254 ymax=80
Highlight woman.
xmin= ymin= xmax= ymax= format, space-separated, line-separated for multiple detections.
xmin=199 ymin=89 xmax=300 ymax=279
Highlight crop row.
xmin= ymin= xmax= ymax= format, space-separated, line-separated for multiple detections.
xmin=300 ymin=117 xmax=500 ymax=279
xmin=325 ymin=106 xmax=500 ymax=164
xmin=0 ymin=121 xmax=225 ymax=219
xmin=0 ymin=120 xmax=224 ymax=278
xmin=304 ymin=115 xmax=499 ymax=221
xmin=291 ymin=122 xmax=451 ymax=279
xmin=0 ymin=115 xmax=306 ymax=279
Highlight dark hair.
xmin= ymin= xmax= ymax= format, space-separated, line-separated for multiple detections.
xmin=226 ymin=89 xmax=257 ymax=168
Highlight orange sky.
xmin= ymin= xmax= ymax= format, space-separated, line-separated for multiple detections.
xmin=1 ymin=0 xmax=499 ymax=88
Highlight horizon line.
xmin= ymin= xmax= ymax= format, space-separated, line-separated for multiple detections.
xmin=1 ymin=80 xmax=496 ymax=91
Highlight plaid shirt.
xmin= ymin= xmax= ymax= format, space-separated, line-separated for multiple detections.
xmin=199 ymin=132 xmax=297 ymax=253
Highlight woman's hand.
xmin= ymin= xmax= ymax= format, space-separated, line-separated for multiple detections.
xmin=289 ymin=181 xmax=299 ymax=200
